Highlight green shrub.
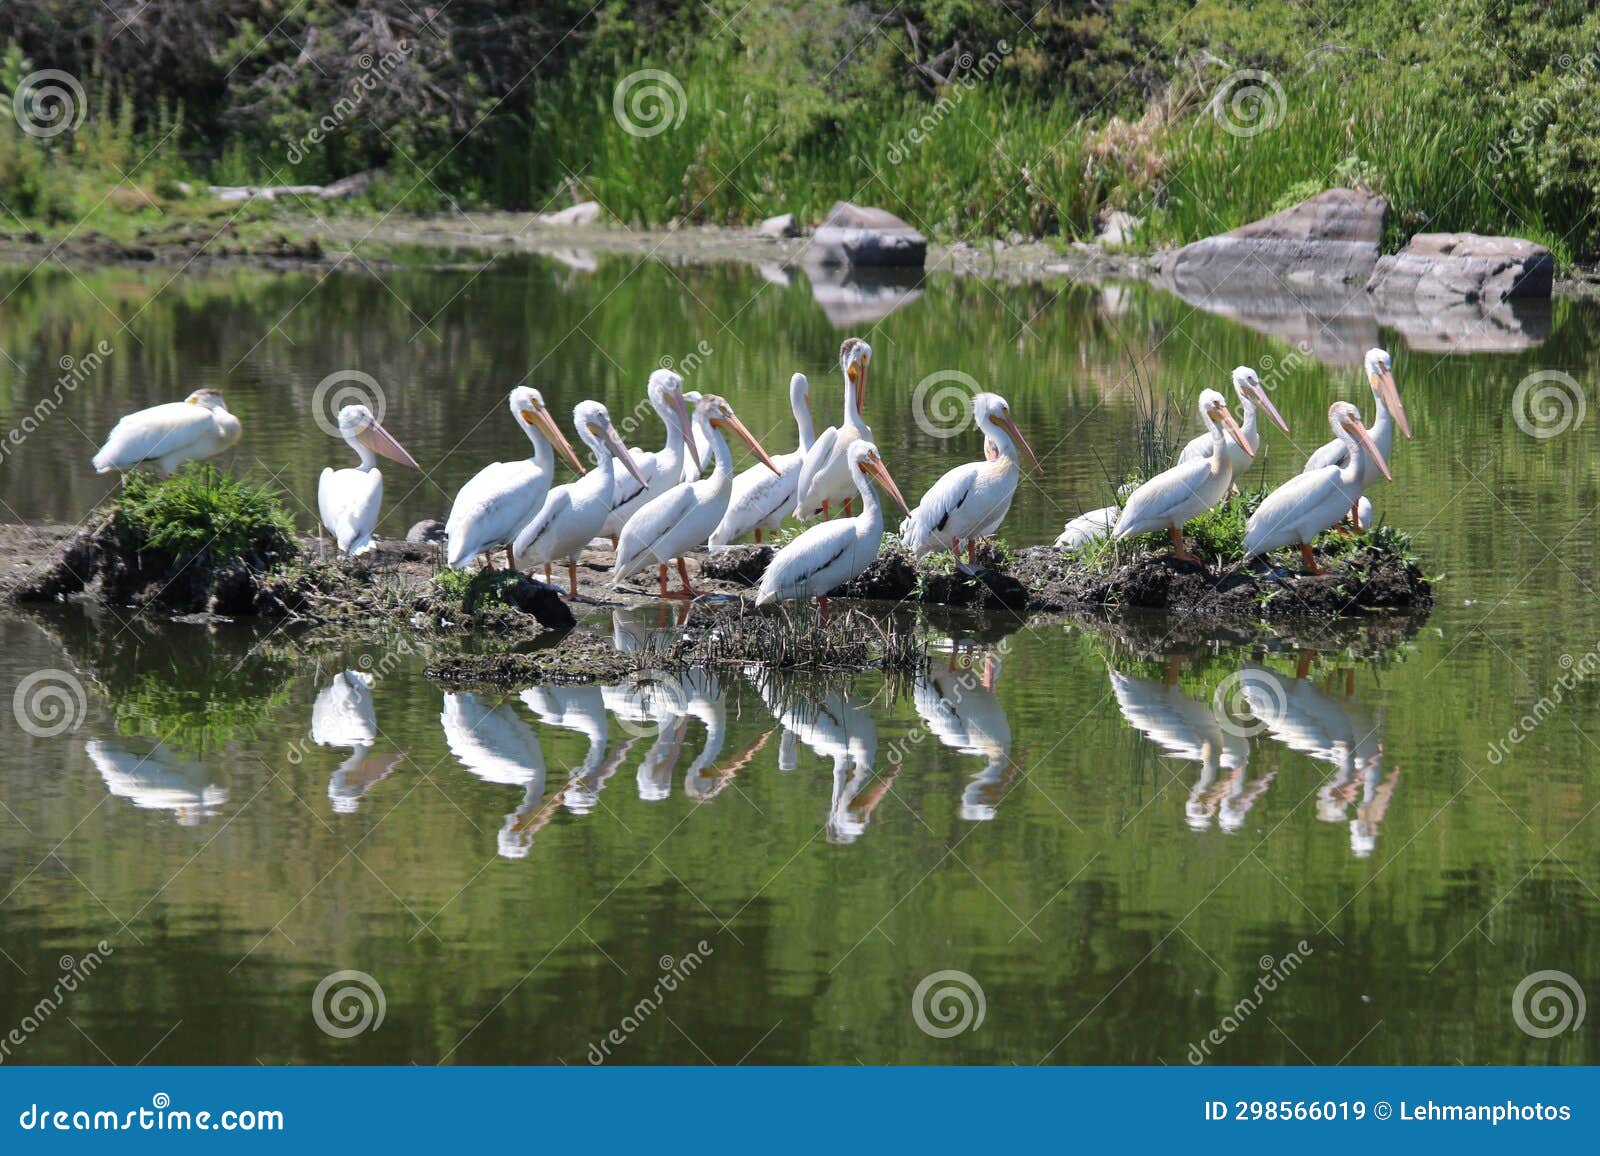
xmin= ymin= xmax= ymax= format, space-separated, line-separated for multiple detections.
xmin=112 ymin=465 xmax=297 ymax=568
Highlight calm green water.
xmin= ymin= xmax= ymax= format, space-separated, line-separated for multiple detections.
xmin=0 ymin=254 xmax=1597 ymax=1065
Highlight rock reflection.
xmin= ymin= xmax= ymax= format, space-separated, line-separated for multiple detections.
xmin=311 ymin=670 xmax=404 ymax=813
xmin=84 ymin=739 xmax=228 ymax=826
xmin=913 ymin=650 xmax=1015 ymax=821
xmin=440 ymin=692 xmax=549 ymax=860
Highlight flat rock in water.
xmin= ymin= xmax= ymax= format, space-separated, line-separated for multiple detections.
xmin=406 ymin=519 xmax=447 ymax=544
xmin=1150 ymin=188 xmax=1388 ymax=293
xmin=1367 ymin=232 xmax=1554 ymax=303
xmin=757 ymin=213 xmax=799 ymax=238
xmin=806 ymin=201 xmax=926 ymax=268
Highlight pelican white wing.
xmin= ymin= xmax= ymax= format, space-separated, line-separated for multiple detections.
xmin=92 ymin=402 xmax=239 ymax=473
xmin=900 ymin=460 xmax=1013 ymax=557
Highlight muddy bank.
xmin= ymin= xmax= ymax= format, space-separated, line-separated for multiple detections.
xmin=1009 ymin=541 xmax=1432 ymax=621
xmin=0 ymin=221 xmax=327 ymax=269
xmin=701 ymin=538 xmax=1431 ymax=623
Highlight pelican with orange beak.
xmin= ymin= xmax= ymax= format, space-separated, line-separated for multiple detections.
xmin=898 ymin=391 xmax=1042 ymax=561
xmin=1302 ymin=347 xmax=1410 ymax=527
xmin=1246 ymin=401 xmax=1392 ymax=574
xmin=757 ymin=441 xmax=911 ymax=615
xmin=445 ymin=386 xmax=585 ymax=570
xmin=612 ymin=394 xmax=780 ymax=598
xmin=794 ymin=338 xmax=873 ymax=519
xmin=318 ymin=403 xmax=420 ymax=555
xmin=1113 ymin=389 xmax=1254 ymax=563
xmin=1178 ymin=366 xmax=1290 ymax=469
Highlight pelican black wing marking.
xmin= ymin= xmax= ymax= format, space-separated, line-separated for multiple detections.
xmin=932 ymin=486 xmax=972 ymax=532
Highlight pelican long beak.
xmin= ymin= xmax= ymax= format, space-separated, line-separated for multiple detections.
xmin=357 ymin=420 xmax=421 ymax=469
xmin=1344 ymin=419 xmax=1393 ymax=481
xmin=597 ymin=421 xmax=648 ymax=486
xmin=1371 ymin=368 xmax=1411 ymax=440
xmin=1215 ymin=407 xmax=1255 ymax=458
xmin=712 ymin=410 xmax=782 ymax=475
xmin=523 ymin=405 xmax=586 ymax=472
xmin=1249 ymin=384 xmax=1290 ymax=435
xmin=997 ymin=412 xmax=1043 ymax=475
xmin=673 ymin=390 xmax=701 ymax=473
xmin=860 ymin=454 xmax=911 ymax=516
xmin=848 ymin=358 xmax=868 ymax=415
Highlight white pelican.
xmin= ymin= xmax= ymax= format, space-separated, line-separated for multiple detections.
xmin=602 ymin=369 xmax=698 ymax=542
xmin=445 ymin=387 xmax=584 ymax=571
xmin=709 ymin=372 xmax=814 ymax=546
xmin=85 ymin=739 xmax=228 ymax=826
xmin=1302 ymin=348 xmax=1411 ymax=530
xmin=794 ymin=338 xmax=872 ymax=519
xmin=311 ymin=669 xmax=403 ymax=813
xmin=1055 ymin=505 xmax=1120 ymax=549
xmin=1177 ymin=366 xmax=1289 ymax=470
xmin=317 ymin=404 xmax=420 ymax=556
xmin=1244 ymin=402 xmax=1391 ymax=573
xmin=512 ymin=401 xmax=647 ymax=595
xmin=612 ymin=395 xmax=779 ymax=598
xmin=899 ymin=392 xmax=1041 ymax=560
xmin=756 ymin=441 xmax=910 ymax=614
xmin=92 ymin=388 xmax=242 ymax=474
xmin=1112 ymin=389 xmax=1253 ymax=562
xmin=440 ymin=692 xmax=549 ymax=860
xmin=913 ymin=651 xmax=1014 ymax=821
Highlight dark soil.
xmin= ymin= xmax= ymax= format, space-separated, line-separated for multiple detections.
xmin=703 ymin=542 xmax=1031 ymax=614
xmin=1009 ymin=542 xmax=1432 ymax=621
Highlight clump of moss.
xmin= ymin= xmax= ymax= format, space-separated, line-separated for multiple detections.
xmin=112 ymin=465 xmax=296 ymax=571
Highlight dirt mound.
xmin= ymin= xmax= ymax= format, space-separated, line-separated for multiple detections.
xmin=696 ymin=542 xmax=1029 ymax=613
xmin=1012 ymin=542 xmax=1432 ymax=620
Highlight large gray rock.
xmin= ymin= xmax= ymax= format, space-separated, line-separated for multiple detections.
xmin=1151 ymin=188 xmax=1388 ymax=294
xmin=1367 ymin=232 xmax=1554 ymax=303
xmin=805 ymin=201 xmax=926 ymax=268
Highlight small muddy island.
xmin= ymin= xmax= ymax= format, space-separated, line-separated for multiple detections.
xmin=3 ymin=469 xmax=1432 ymax=685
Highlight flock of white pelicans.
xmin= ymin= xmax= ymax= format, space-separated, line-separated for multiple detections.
xmin=90 ymin=339 xmax=1410 ymax=602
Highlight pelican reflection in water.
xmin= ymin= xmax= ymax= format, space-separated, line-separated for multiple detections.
xmin=440 ymin=692 xmax=550 ymax=859
xmin=757 ymin=678 xmax=890 ymax=844
xmin=913 ymin=649 xmax=1015 ymax=821
xmin=85 ymin=739 xmax=228 ymax=826
xmin=1235 ymin=661 xmax=1397 ymax=857
xmin=1107 ymin=660 xmax=1275 ymax=833
xmin=520 ymin=685 xmax=637 ymax=815
xmin=311 ymin=670 xmax=404 ymax=813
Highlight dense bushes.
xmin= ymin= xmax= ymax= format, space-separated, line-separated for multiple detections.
xmin=2 ymin=1 xmax=1599 ymax=261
